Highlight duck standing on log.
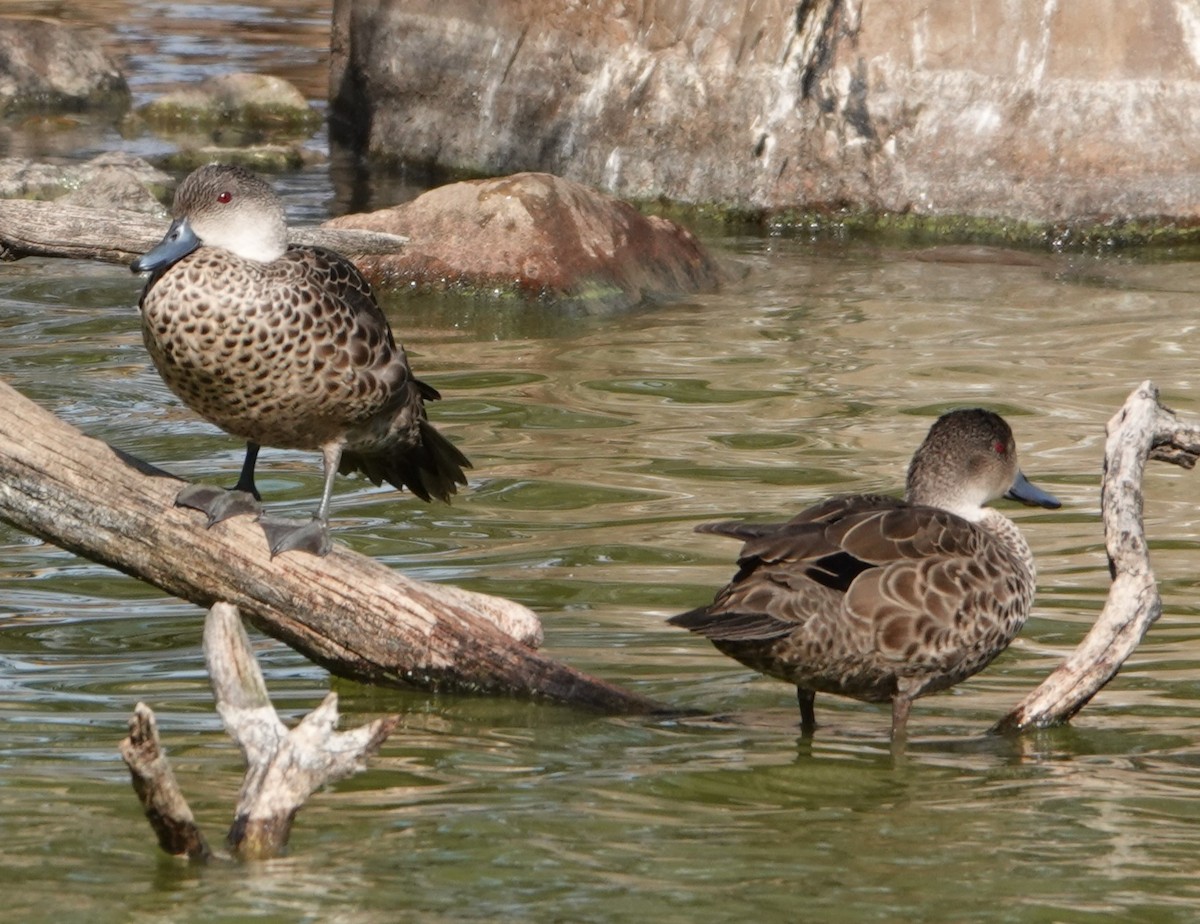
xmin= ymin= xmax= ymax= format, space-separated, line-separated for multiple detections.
xmin=132 ymin=164 xmax=470 ymax=557
xmin=670 ymin=409 xmax=1060 ymax=740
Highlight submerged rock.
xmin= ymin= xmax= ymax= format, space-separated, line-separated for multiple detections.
xmin=59 ymin=156 xmax=170 ymax=216
xmin=324 ymin=172 xmax=723 ymax=308
xmin=134 ymin=73 xmax=322 ymax=173
xmin=0 ymin=17 xmax=129 ymax=114
xmin=155 ymin=144 xmax=326 ymax=173
xmin=139 ymin=73 xmax=321 ymax=133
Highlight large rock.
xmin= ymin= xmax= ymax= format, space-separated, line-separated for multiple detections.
xmin=0 ymin=16 xmax=128 ymax=114
xmin=329 ymin=0 xmax=1200 ymax=228
xmin=324 ymin=172 xmax=723 ymax=308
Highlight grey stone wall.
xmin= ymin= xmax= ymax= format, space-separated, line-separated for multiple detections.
xmin=330 ymin=0 xmax=1200 ymax=223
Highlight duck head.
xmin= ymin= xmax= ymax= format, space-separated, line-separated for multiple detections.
xmin=132 ymin=164 xmax=287 ymax=273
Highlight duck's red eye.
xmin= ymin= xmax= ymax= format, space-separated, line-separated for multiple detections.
xmin=217 ymin=191 xmax=232 ymax=204
xmin=993 ymin=441 xmax=1007 ymax=455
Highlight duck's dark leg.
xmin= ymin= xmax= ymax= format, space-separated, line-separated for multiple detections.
xmin=259 ymin=442 xmax=342 ymax=557
xmin=797 ymin=687 xmax=817 ymax=736
xmin=176 ymin=441 xmax=264 ymax=526
xmin=889 ymin=694 xmax=912 ymax=744
xmin=233 ymin=442 xmax=263 ymax=500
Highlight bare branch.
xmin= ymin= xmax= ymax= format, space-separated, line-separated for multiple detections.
xmin=994 ymin=380 xmax=1198 ymax=732
xmin=118 ymin=704 xmax=212 ymax=861
xmin=204 ymin=602 xmax=399 ymax=859
xmin=0 ymin=199 xmax=407 ymax=265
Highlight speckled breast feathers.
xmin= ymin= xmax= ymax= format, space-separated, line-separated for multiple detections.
xmin=139 ymin=244 xmax=424 ymax=452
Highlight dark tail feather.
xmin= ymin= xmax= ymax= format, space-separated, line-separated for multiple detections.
xmin=668 ymin=606 xmax=796 ymax=641
xmin=340 ymin=420 xmax=472 ymax=503
xmin=695 ymin=520 xmax=787 ymax=541
xmin=667 ymin=606 xmax=718 ymax=631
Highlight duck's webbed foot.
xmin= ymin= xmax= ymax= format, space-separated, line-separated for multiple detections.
xmin=258 ymin=516 xmax=332 ymax=558
xmin=175 ymin=484 xmax=263 ymax=527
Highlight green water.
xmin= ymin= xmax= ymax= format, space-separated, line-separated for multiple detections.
xmin=4 ymin=0 xmax=1200 ymax=920
xmin=3 ymin=238 xmax=1200 ymax=923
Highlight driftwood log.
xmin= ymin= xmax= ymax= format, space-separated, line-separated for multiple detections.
xmin=121 ymin=602 xmax=397 ymax=860
xmin=0 ymin=198 xmax=407 ymax=265
xmin=995 ymin=380 xmax=1200 ymax=732
xmin=0 ymin=380 xmax=666 ymax=713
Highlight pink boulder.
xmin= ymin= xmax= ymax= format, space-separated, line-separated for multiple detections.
xmin=324 ymin=172 xmax=722 ymax=308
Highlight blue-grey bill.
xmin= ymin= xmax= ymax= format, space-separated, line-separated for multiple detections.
xmin=131 ymin=216 xmax=200 ymax=274
xmin=1005 ymin=470 xmax=1061 ymax=509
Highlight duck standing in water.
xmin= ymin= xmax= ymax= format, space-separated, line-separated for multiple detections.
xmin=669 ymin=409 xmax=1060 ymax=740
xmin=132 ymin=164 xmax=470 ymax=556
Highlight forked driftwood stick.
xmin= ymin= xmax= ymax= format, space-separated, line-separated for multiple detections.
xmin=994 ymin=381 xmax=1200 ymax=732
xmin=121 ymin=602 xmax=398 ymax=861
xmin=0 ymin=199 xmax=407 ymax=265
xmin=205 ymin=602 xmax=398 ymax=859
xmin=0 ymin=380 xmax=666 ymax=713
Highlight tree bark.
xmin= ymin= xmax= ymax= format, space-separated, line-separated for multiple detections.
xmin=0 ymin=380 xmax=667 ymax=713
xmin=994 ymin=380 xmax=1200 ymax=732
xmin=0 ymin=199 xmax=407 ymax=265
